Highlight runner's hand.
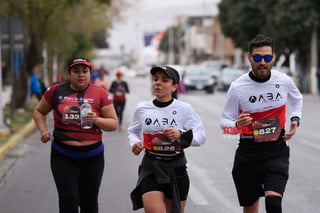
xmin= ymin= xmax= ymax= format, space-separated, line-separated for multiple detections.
xmin=164 ymin=128 xmax=180 ymax=140
xmin=236 ymin=111 xmax=252 ymax=127
xmin=40 ymin=131 xmax=52 ymax=143
xmin=85 ymin=111 xmax=97 ymax=124
xmin=132 ymin=142 xmax=144 ymax=155
xmin=283 ymin=121 xmax=298 ymax=141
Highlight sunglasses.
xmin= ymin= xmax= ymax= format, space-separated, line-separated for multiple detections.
xmin=251 ymin=54 xmax=273 ymax=63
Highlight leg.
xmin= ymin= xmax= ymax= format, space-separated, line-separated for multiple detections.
xmin=164 ymin=172 xmax=190 ymax=213
xmin=113 ymin=101 xmax=122 ymax=129
xmin=263 ymin=148 xmax=289 ymax=213
xmin=113 ymin=101 xmax=121 ymax=121
xmin=232 ymin=149 xmax=264 ymax=212
xmin=265 ymin=191 xmax=282 ymax=213
xmin=165 ymin=199 xmax=187 ymax=213
xmin=142 ymin=191 xmax=165 ymax=213
xmin=243 ymin=199 xmax=259 ymax=213
xmin=79 ymin=153 xmax=104 ymax=213
xmin=117 ymin=100 xmax=126 ymax=125
xmin=51 ymin=149 xmax=80 ymax=213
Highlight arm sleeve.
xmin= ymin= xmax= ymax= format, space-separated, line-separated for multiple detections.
xmin=124 ymin=82 xmax=130 ymax=93
xmin=127 ymin=107 xmax=143 ymax=146
xmin=182 ymin=104 xmax=206 ymax=146
xmin=220 ymin=84 xmax=239 ymax=130
xmin=287 ymin=79 xmax=303 ymax=119
xmin=109 ymin=82 xmax=116 ymax=93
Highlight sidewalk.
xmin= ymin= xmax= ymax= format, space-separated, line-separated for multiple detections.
xmin=0 ymin=85 xmax=36 ymax=161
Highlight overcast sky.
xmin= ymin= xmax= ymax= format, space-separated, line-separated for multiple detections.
xmin=108 ymin=0 xmax=221 ymax=53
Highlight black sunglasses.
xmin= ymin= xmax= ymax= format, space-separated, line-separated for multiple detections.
xmin=252 ymin=54 xmax=273 ymax=63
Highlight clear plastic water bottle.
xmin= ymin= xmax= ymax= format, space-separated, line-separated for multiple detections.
xmin=80 ymin=100 xmax=92 ymax=129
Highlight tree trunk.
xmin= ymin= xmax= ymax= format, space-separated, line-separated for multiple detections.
xmin=14 ymin=33 xmax=43 ymax=109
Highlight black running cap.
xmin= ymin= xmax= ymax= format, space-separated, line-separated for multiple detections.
xmin=68 ymin=57 xmax=91 ymax=70
xmin=150 ymin=66 xmax=180 ymax=84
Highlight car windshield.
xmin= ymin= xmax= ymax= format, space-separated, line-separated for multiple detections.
xmin=185 ymin=67 xmax=210 ymax=76
xmin=204 ymin=61 xmax=225 ymax=76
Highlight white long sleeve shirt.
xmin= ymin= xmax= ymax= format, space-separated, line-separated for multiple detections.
xmin=221 ymin=70 xmax=303 ymax=134
xmin=128 ymin=99 xmax=206 ymax=149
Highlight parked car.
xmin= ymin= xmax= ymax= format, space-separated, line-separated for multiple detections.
xmin=182 ymin=65 xmax=215 ymax=94
xmin=202 ymin=60 xmax=227 ymax=85
xmin=217 ymin=67 xmax=247 ymax=91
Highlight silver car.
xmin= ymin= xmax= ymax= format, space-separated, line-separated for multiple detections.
xmin=217 ymin=67 xmax=247 ymax=91
xmin=182 ymin=65 xmax=216 ymax=94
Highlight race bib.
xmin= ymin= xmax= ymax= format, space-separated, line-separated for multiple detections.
xmin=143 ymin=132 xmax=182 ymax=152
xmin=62 ymin=106 xmax=81 ymax=125
xmin=252 ymin=117 xmax=281 ymax=142
xmin=115 ymin=91 xmax=124 ymax=96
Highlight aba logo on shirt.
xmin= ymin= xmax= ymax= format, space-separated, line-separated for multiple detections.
xmin=249 ymin=92 xmax=283 ymax=103
xmin=145 ymin=117 xmax=177 ymax=127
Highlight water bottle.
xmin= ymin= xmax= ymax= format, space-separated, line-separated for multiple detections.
xmin=80 ymin=100 xmax=92 ymax=129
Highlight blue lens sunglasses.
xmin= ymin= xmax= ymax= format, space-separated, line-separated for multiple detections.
xmin=252 ymin=54 xmax=273 ymax=63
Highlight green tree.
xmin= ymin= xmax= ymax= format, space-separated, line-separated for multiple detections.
xmin=218 ymin=0 xmax=269 ymax=50
xmin=0 ymin=0 xmax=125 ymax=109
xmin=158 ymin=25 xmax=184 ymax=64
xmin=218 ymin=0 xmax=320 ymax=91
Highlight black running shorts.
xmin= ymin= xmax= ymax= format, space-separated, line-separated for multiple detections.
xmin=232 ymin=145 xmax=289 ymax=207
xmin=140 ymin=166 xmax=190 ymax=201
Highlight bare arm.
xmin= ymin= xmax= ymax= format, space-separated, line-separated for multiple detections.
xmin=33 ymin=97 xmax=53 ymax=143
xmin=92 ymin=104 xmax=118 ymax=131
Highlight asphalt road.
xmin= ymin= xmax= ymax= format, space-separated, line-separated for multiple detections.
xmin=0 ymin=76 xmax=319 ymax=213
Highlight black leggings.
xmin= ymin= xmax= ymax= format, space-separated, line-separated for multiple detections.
xmin=50 ymin=149 xmax=104 ymax=213
xmin=114 ymin=100 xmax=126 ymax=125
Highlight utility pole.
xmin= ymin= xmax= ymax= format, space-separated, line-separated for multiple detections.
xmin=310 ymin=26 xmax=318 ymax=94
xmin=219 ymin=33 xmax=225 ymax=62
xmin=168 ymin=27 xmax=175 ymax=64
xmin=42 ymin=45 xmax=49 ymax=87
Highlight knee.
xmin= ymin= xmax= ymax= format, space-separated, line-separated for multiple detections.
xmin=265 ymin=195 xmax=282 ymax=213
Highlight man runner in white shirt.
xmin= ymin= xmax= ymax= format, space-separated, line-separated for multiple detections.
xmin=220 ymin=34 xmax=303 ymax=213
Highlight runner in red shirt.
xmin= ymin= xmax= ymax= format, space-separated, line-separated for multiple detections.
xmin=33 ymin=57 xmax=118 ymax=213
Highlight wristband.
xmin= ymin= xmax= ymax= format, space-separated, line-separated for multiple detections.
xmin=290 ymin=117 xmax=300 ymax=127
xmin=179 ymin=129 xmax=186 ymax=137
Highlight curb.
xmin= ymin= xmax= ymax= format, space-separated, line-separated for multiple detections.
xmin=0 ymin=120 xmax=36 ymax=161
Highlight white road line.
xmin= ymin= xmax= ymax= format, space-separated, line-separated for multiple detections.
xmin=189 ymin=183 xmax=209 ymax=205
xmin=188 ymin=163 xmax=239 ymax=212
xmin=299 ymin=138 xmax=320 ymax=150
